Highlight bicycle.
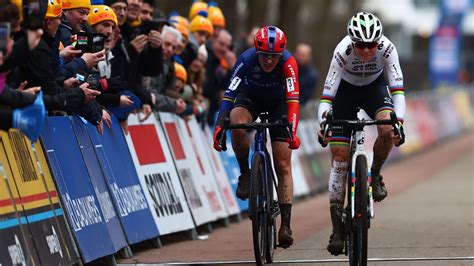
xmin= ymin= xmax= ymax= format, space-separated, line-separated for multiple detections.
xmin=319 ymin=108 xmax=404 ymax=266
xmin=219 ymin=113 xmax=293 ymax=265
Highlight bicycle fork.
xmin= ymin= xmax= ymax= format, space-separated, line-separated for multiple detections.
xmin=350 ymin=131 xmax=375 ymax=219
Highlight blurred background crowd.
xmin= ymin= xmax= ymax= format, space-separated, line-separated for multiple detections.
xmin=0 ymin=0 xmax=472 ymax=139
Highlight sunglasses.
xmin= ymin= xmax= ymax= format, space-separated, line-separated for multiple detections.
xmin=354 ymin=41 xmax=378 ymax=50
xmin=257 ymin=52 xmax=282 ymax=61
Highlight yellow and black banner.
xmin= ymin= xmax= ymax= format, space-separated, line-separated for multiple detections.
xmin=0 ymin=130 xmax=80 ymax=265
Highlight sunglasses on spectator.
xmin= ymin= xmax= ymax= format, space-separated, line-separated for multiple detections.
xmin=354 ymin=41 xmax=378 ymax=50
xmin=257 ymin=51 xmax=282 ymax=61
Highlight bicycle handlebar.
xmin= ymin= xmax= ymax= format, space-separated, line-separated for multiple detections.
xmin=219 ymin=116 xmax=293 ymax=152
xmin=318 ymin=111 xmax=405 ymax=147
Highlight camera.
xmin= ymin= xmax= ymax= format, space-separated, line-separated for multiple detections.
xmin=75 ymin=32 xmax=105 ymax=54
xmin=0 ymin=22 xmax=10 ymax=51
xmin=23 ymin=0 xmax=47 ymax=30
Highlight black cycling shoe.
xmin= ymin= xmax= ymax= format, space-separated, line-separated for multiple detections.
xmin=327 ymin=232 xmax=344 ymax=255
xmin=372 ymin=174 xmax=388 ymax=202
xmin=278 ymin=226 xmax=293 ymax=249
xmin=235 ymin=175 xmax=249 ymax=200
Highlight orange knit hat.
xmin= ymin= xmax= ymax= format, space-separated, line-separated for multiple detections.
xmin=62 ymin=0 xmax=91 ymax=10
xmin=208 ymin=2 xmax=225 ymax=28
xmin=45 ymin=0 xmax=62 ymax=18
xmin=88 ymin=5 xmax=118 ymax=26
xmin=174 ymin=63 xmax=187 ymax=83
xmin=189 ymin=11 xmax=213 ymax=37
xmin=188 ymin=1 xmax=207 ymax=20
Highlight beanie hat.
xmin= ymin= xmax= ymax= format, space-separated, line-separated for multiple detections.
xmin=169 ymin=14 xmax=189 ymax=28
xmin=207 ymin=2 xmax=225 ymax=28
xmin=188 ymin=1 xmax=207 ymax=20
xmin=173 ymin=22 xmax=189 ymax=39
xmin=45 ymin=0 xmax=62 ymax=18
xmin=62 ymin=0 xmax=91 ymax=10
xmin=189 ymin=11 xmax=213 ymax=37
xmin=88 ymin=5 xmax=118 ymax=26
xmin=174 ymin=62 xmax=187 ymax=83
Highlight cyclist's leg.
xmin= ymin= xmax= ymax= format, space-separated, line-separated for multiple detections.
xmin=271 ymin=141 xmax=294 ymax=248
xmin=230 ymin=94 xmax=259 ymax=199
xmin=327 ymin=79 xmax=354 ymax=255
xmin=269 ymin=101 xmax=294 ymax=248
xmin=362 ymin=75 xmax=394 ymax=201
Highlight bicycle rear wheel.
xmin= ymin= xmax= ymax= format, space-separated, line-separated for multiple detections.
xmin=250 ymin=154 xmax=266 ymax=265
xmin=349 ymin=155 xmax=369 ymax=266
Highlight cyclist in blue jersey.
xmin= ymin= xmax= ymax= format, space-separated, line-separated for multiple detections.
xmin=213 ymin=26 xmax=301 ymax=248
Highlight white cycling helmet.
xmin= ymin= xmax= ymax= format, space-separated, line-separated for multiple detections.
xmin=347 ymin=12 xmax=383 ymax=43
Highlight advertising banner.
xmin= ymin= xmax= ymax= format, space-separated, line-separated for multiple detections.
xmin=41 ymin=117 xmax=118 ymax=263
xmin=0 ymin=136 xmax=40 ymax=266
xmin=85 ymin=116 xmax=160 ymax=244
xmin=182 ymin=118 xmax=228 ymax=219
xmin=202 ymin=126 xmax=241 ymax=216
xmin=2 ymin=131 xmax=80 ymax=265
xmin=158 ymin=112 xmax=217 ymax=225
xmin=125 ymin=114 xmax=195 ymax=235
xmin=70 ymin=118 xmax=129 ymax=251
xmin=213 ymin=128 xmax=249 ymax=212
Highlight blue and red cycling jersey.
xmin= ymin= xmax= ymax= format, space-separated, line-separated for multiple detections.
xmin=217 ymin=48 xmax=300 ymax=135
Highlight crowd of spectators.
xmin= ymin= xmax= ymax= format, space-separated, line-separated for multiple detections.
xmin=0 ymin=0 xmax=319 ymax=140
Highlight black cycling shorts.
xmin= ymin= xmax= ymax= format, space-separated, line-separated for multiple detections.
xmin=234 ymin=93 xmax=288 ymax=142
xmin=330 ymin=73 xmax=394 ymax=146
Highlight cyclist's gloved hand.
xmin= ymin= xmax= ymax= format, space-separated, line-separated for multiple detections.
xmin=287 ymin=134 xmax=300 ymax=149
xmin=12 ymin=91 xmax=46 ymax=142
xmin=394 ymin=122 xmax=405 ymax=147
xmin=213 ymin=125 xmax=224 ymax=151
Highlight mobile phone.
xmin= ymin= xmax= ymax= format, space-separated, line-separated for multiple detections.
xmin=75 ymin=32 xmax=89 ymax=52
xmin=23 ymin=0 xmax=46 ymax=30
xmin=90 ymin=33 xmax=104 ymax=53
xmin=86 ymin=74 xmax=100 ymax=90
xmin=0 ymin=23 xmax=11 ymax=51
xmin=140 ymin=20 xmax=162 ymax=35
xmin=75 ymin=70 xmax=87 ymax=83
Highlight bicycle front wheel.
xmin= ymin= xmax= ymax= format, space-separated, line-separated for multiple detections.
xmin=265 ymin=155 xmax=276 ymax=263
xmin=350 ymin=155 xmax=369 ymax=266
xmin=250 ymin=154 xmax=266 ymax=265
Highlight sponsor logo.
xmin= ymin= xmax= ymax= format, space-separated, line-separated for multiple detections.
xmin=95 ymin=188 xmax=116 ymax=222
xmin=8 ymin=235 xmax=25 ymax=266
xmin=63 ymin=193 xmax=103 ymax=231
xmin=232 ymin=62 xmax=244 ymax=76
xmin=46 ymin=226 xmax=63 ymax=258
xmin=336 ymin=52 xmax=346 ymax=66
xmin=383 ymin=44 xmax=394 ymax=58
xmin=327 ymin=71 xmax=338 ymax=86
xmin=179 ymin=168 xmax=203 ymax=209
xmin=110 ymin=183 xmax=148 ymax=217
xmin=345 ymin=45 xmax=352 ymax=56
xmin=145 ymin=172 xmax=184 ymax=217
xmin=229 ymin=76 xmax=241 ymax=91
xmin=288 ymin=64 xmax=296 ymax=78
xmin=286 ymin=77 xmax=295 ymax=92
xmin=378 ymin=40 xmax=384 ymax=50
xmin=203 ymin=187 xmax=222 ymax=212
xmin=390 ymin=64 xmax=402 ymax=80
xmin=384 ymin=97 xmax=393 ymax=105
xmin=357 ymin=137 xmax=365 ymax=145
